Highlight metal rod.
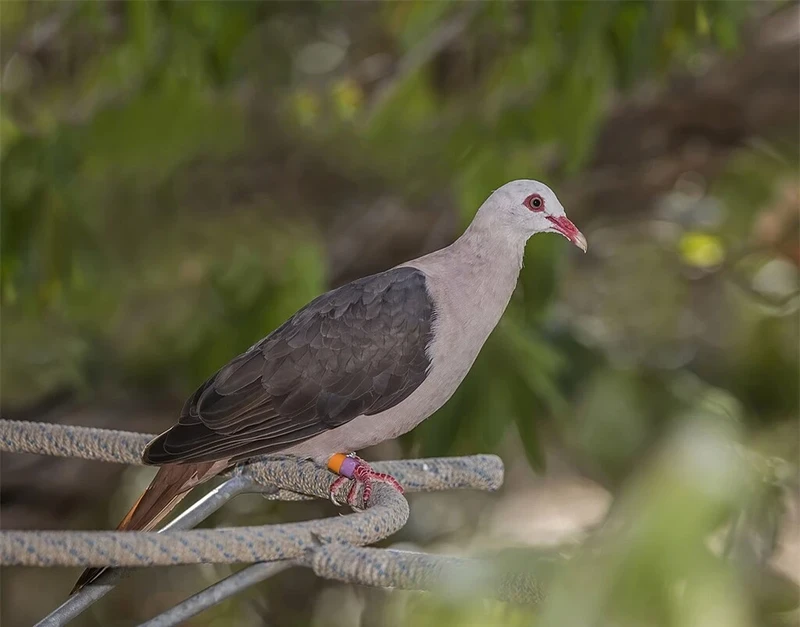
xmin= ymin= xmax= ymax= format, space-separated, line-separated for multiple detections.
xmin=138 ymin=561 xmax=295 ymax=627
xmin=35 ymin=475 xmax=264 ymax=627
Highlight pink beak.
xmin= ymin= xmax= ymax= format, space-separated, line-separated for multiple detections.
xmin=546 ymin=216 xmax=587 ymax=252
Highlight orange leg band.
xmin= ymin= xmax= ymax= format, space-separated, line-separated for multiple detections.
xmin=327 ymin=453 xmax=348 ymax=474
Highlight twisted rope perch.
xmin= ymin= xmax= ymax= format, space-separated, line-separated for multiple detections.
xmin=0 ymin=419 xmax=502 ymax=498
xmin=0 ymin=419 xmax=546 ymax=607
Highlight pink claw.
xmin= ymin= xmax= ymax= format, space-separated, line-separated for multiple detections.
xmin=328 ymin=455 xmax=404 ymax=508
xmin=329 ymin=475 xmax=350 ymax=505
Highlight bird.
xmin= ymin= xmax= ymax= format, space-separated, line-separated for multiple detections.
xmin=71 ymin=179 xmax=586 ymax=594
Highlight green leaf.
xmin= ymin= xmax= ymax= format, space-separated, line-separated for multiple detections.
xmin=513 ymin=385 xmax=547 ymax=472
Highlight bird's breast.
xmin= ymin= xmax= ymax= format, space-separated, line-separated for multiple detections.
xmin=284 ymin=254 xmax=521 ymax=461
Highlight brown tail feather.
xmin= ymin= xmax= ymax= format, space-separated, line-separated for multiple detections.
xmin=69 ymin=460 xmax=228 ymax=595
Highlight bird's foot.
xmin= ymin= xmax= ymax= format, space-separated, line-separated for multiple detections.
xmin=327 ymin=453 xmax=404 ymax=509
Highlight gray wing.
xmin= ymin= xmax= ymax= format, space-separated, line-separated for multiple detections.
xmin=143 ymin=266 xmax=435 ymax=465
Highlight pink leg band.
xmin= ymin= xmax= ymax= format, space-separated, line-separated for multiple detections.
xmin=338 ymin=456 xmax=359 ymax=479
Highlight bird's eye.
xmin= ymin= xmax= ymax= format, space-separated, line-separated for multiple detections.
xmin=525 ymin=194 xmax=545 ymax=212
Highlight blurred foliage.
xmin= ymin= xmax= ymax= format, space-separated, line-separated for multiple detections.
xmin=1 ymin=1 xmax=798 ymax=626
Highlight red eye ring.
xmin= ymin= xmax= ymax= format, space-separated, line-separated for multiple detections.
xmin=524 ymin=193 xmax=545 ymax=212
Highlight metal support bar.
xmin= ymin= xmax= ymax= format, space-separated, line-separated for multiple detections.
xmin=35 ymin=475 xmax=263 ymax=627
xmin=138 ymin=561 xmax=295 ymax=627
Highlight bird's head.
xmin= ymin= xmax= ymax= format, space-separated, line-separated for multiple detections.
xmin=477 ymin=180 xmax=587 ymax=252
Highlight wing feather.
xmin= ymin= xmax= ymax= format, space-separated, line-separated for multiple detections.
xmin=143 ymin=267 xmax=434 ymax=465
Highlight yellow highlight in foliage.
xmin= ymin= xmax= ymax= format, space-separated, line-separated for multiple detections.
xmin=292 ymin=89 xmax=321 ymax=127
xmin=332 ymin=78 xmax=363 ymax=120
xmin=696 ymin=5 xmax=711 ymax=36
xmin=679 ymin=232 xmax=726 ymax=268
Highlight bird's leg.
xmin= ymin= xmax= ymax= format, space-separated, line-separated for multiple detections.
xmin=327 ymin=453 xmax=404 ymax=508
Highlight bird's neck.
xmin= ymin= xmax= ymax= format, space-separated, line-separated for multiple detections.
xmin=408 ymin=215 xmax=526 ymax=339
xmin=452 ymin=213 xmax=527 ymax=277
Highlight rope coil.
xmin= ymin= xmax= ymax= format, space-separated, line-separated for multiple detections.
xmin=0 ymin=418 xmax=546 ymax=619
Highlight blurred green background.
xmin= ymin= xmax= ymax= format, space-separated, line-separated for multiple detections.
xmin=1 ymin=1 xmax=798 ymax=626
